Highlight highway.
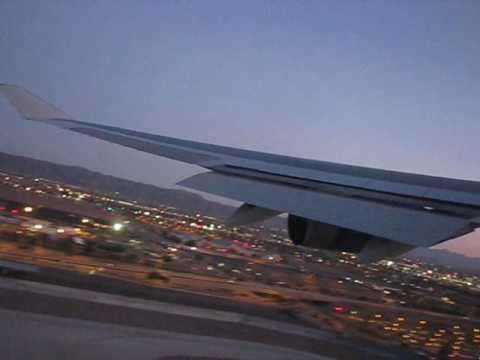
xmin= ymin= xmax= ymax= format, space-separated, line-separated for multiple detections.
xmin=1 ymin=246 xmax=477 ymax=325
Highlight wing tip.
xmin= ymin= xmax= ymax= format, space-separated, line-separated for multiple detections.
xmin=0 ymin=83 xmax=71 ymax=122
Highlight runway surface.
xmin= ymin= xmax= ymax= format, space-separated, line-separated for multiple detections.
xmin=3 ymin=308 xmax=330 ymax=360
xmin=0 ymin=277 xmax=418 ymax=359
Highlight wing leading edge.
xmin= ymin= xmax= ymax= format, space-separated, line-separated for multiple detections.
xmin=1 ymin=84 xmax=479 ymax=250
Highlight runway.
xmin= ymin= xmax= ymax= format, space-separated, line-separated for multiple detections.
xmin=2 ymin=308 xmax=329 ymax=360
xmin=0 ymin=277 xmax=417 ymax=359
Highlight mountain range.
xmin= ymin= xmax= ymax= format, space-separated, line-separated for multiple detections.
xmin=0 ymin=151 xmax=238 ymax=220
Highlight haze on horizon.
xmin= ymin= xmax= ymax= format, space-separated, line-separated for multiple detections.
xmin=0 ymin=0 xmax=479 ymax=257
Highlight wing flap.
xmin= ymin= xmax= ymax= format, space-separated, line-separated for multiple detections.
xmin=178 ymin=172 xmax=473 ymax=247
xmin=225 ymin=203 xmax=282 ymax=227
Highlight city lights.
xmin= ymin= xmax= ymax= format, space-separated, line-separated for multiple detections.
xmin=1 ymin=170 xmax=479 ymax=359
xmin=112 ymin=223 xmax=123 ymax=231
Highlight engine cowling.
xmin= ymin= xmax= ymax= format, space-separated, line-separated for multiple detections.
xmin=287 ymin=214 xmax=413 ymax=260
xmin=288 ymin=214 xmax=370 ymax=251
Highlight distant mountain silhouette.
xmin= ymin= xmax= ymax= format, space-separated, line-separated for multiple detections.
xmin=407 ymin=247 xmax=480 ymax=274
xmin=2 ymin=152 xmax=478 ymax=269
xmin=0 ymin=151 xmax=242 ymax=221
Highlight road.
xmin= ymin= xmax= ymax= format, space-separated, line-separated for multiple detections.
xmin=1 ymin=246 xmax=477 ymax=324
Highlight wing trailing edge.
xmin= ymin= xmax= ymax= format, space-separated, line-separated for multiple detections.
xmin=178 ymin=172 xmax=473 ymax=247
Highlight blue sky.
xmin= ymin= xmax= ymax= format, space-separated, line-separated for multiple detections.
xmin=1 ymin=1 xmax=479 ymax=256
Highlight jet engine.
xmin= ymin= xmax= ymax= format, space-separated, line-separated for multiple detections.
xmin=287 ymin=214 xmax=413 ymax=261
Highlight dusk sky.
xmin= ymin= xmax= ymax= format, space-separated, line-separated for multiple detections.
xmin=1 ymin=1 xmax=479 ymax=257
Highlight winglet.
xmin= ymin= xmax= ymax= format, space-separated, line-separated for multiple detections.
xmin=0 ymin=84 xmax=73 ymax=126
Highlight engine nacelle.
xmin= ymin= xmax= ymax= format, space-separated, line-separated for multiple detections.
xmin=287 ymin=214 xmax=413 ymax=261
xmin=288 ymin=214 xmax=370 ymax=251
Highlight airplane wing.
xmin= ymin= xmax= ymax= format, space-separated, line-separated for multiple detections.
xmin=1 ymin=84 xmax=479 ymax=258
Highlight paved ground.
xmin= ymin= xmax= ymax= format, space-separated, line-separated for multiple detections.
xmin=0 ymin=277 xmax=420 ymax=360
xmin=2 ymin=308 xmax=330 ymax=360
